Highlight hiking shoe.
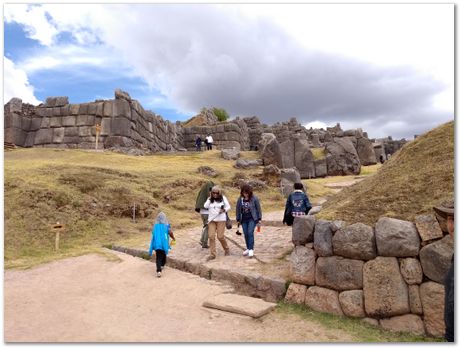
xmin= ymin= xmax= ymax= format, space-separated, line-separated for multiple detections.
xmin=248 ymin=250 xmax=254 ymax=258
xmin=157 ymin=272 xmax=162 ymax=278
xmin=202 ymin=245 xmax=209 ymax=249
xmin=225 ymin=250 xmax=230 ymax=256
xmin=206 ymin=255 xmax=216 ymax=261
xmin=243 ymin=249 xmax=249 ymax=256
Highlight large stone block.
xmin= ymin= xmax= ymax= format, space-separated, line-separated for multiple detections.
xmin=45 ymin=96 xmax=68 ymax=107
xmin=101 ymin=118 xmax=111 ymax=135
xmin=316 ymin=256 xmax=364 ymax=291
xmin=45 ymin=108 xmax=54 ymax=117
xmin=305 ymin=286 xmax=344 ymax=316
xmin=408 ymin=285 xmax=423 ymax=315
xmin=332 ymin=223 xmax=376 ymax=260
xmin=62 ymin=116 xmax=76 ymax=127
xmin=50 ymin=117 xmax=62 ymax=128
xmin=70 ymin=104 xmax=80 ymax=115
xmin=87 ymin=103 xmax=98 ymax=115
xmin=375 ymin=217 xmax=420 ymax=257
xmin=52 ymin=107 xmax=61 ymax=116
xmin=96 ymin=102 xmax=104 ymax=116
xmin=53 ymin=127 xmax=65 ymax=143
xmin=314 ymin=158 xmax=327 ymax=178
xmin=113 ymin=99 xmax=131 ymax=118
xmin=34 ymin=129 xmax=53 ymax=144
xmin=78 ymin=126 xmax=92 ymax=137
xmin=5 ymin=127 xmax=26 ymax=146
xmin=35 ymin=107 xmax=47 ymax=117
xmin=62 ymin=136 xmax=80 ymax=144
xmin=289 ymin=246 xmax=316 ymax=285
xmin=414 ymin=215 xmax=444 ymax=242
xmin=399 ymin=258 xmax=423 ymax=285
xmin=60 ymin=105 xmax=70 ymax=116
xmin=24 ymin=133 xmax=36 ymax=147
xmin=4 ymin=113 xmax=22 ymax=128
xmin=5 ymin=97 xmax=22 ymax=112
xmin=363 ymin=257 xmax=410 ymax=318
xmin=30 ymin=118 xmax=42 ymax=131
xmin=420 ymin=281 xmax=445 ymax=337
xmin=79 ymin=103 xmax=89 ymax=114
xmin=111 ymin=117 xmax=131 ymax=136
xmin=284 ymin=283 xmax=307 ymax=305
xmin=419 ymin=235 xmax=454 ymax=283
xmin=21 ymin=117 xmax=31 ymax=131
xmin=41 ymin=117 xmax=50 ymax=128
xmin=338 ymin=290 xmax=365 ymax=318
xmin=313 ymin=220 xmax=333 ymax=257
xmin=379 ymin=314 xmax=425 ymax=336
xmin=292 ymin=215 xmax=315 ymax=246
xmin=64 ymin=127 xmax=79 ymax=137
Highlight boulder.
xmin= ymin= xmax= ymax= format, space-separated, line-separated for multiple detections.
xmin=114 ymin=88 xmax=132 ymax=101
xmin=5 ymin=97 xmax=22 ymax=113
xmin=259 ymin=133 xmax=283 ymax=167
xmin=408 ymin=285 xmax=423 ymax=315
xmin=356 ymin=137 xmax=377 ymax=165
xmin=379 ymin=314 xmax=425 ymax=336
xmin=284 ymin=283 xmax=307 ymax=305
xmin=419 ymin=235 xmax=454 ymax=283
xmin=221 ymin=148 xmax=240 ymax=160
xmin=420 ymin=281 xmax=445 ymax=337
xmin=332 ymin=223 xmax=376 ymax=260
xmin=325 ymin=137 xmax=361 ymax=175
xmin=280 ymin=137 xmax=316 ymax=178
xmin=234 ymin=158 xmax=262 ymax=169
xmin=197 ymin=166 xmax=218 ymax=177
xmin=263 ymin=164 xmax=281 ymax=176
xmin=289 ymin=246 xmax=316 ymax=285
xmin=280 ymin=168 xmax=301 ymax=197
xmin=314 ymin=158 xmax=328 ymax=178
xmin=313 ymin=220 xmax=333 ymax=257
xmin=375 ymin=217 xmax=420 ymax=257
xmin=45 ymin=96 xmax=69 ymax=107
xmin=399 ymin=258 xmax=423 ymax=285
xmin=363 ymin=257 xmax=410 ymax=317
xmin=338 ymin=290 xmax=365 ymax=318
xmin=305 ymin=286 xmax=344 ymax=316
xmin=104 ymin=136 xmax=135 ymax=148
xmin=292 ymin=215 xmax=315 ymax=246
xmin=414 ymin=215 xmax=444 ymax=242
xmin=316 ymin=256 xmax=364 ymax=290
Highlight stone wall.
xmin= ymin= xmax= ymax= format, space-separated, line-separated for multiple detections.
xmin=286 ymin=214 xmax=452 ymax=337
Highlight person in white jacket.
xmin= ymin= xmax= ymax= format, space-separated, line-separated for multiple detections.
xmin=203 ymin=185 xmax=231 ymax=260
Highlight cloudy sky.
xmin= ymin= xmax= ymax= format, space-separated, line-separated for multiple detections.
xmin=4 ymin=3 xmax=454 ymax=139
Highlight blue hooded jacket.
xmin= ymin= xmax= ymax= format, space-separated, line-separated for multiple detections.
xmin=149 ymin=223 xmax=171 ymax=256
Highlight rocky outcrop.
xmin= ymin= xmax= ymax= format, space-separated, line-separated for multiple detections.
xmin=325 ymin=138 xmax=361 ymax=175
xmin=419 ymin=235 xmax=454 ymax=283
xmin=259 ymin=133 xmax=283 ymax=167
xmin=332 ymin=223 xmax=376 ymax=260
xmin=375 ymin=217 xmax=420 ymax=257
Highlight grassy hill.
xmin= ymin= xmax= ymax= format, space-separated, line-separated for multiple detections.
xmin=317 ymin=121 xmax=454 ymax=224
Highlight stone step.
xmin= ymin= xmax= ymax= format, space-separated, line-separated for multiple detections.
xmin=203 ymin=293 xmax=277 ymax=318
xmin=109 ymin=245 xmax=287 ymax=303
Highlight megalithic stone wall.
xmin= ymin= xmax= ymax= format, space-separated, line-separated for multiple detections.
xmin=286 ymin=214 xmax=453 ymax=338
xmin=4 ymin=90 xmax=184 ymax=151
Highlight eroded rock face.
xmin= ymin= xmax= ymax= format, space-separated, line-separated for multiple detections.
xmin=315 ymin=256 xmax=364 ymax=291
xmin=408 ymin=285 xmax=423 ymax=315
xmin=363 ymin=257 xmax=410 ymax=318
xmin=379 ymin=314 xmax=425 ymax=336
xmin=259 ymin=133 xmax=283 ymax=167
xmin=414 ymin=214 xmax=444 ymax=242
xmin=305 ymin=286 xmax=344 ymax=316
xmin=284 ymin=283 xmax=307 ymax=305
xmin=399 ymin=258 xmax=423 ymax=285
xmin=375 ymin=217 xmax=420 ymax=257
xmin=289 ymin=246 xmax=316 ymax=285
xmin=280 ymin=168 xmax=301 ymax=197
xmin=221 ymin=148 xmax=240 ymax=160
xmin=313 ymin=220 xmax=333 ymax=257
xmin=234 ymin=158 xmax=262 ymax=169
xmin=292 ymin=215 xmax=315 ymax=246
xmin=419 ymin=235 xmax=454 ymax=283
xmin=339 ymin=290 xmax=365 ymax=318
xmin=356 ymin=137 xmax=377 ymax=165
xmin=420 ymin=281 xmax=445 ymax=337
xmin=332 ymin=223 xmax=376 ymax=260
xmin=325 ymin=137 xmax=361 ymax=175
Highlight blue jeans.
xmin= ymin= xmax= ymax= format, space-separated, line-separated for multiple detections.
xmin=241 ymin=219 xmax=255 ymax=250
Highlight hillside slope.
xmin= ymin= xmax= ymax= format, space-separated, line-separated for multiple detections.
xmin=317 ymin=121 xmax=454 ymax=224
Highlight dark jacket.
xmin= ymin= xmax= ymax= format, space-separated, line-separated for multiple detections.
xmin=195 ymin=181 xmax=215 ymax=212
xmin=444 ymin=256 xmax=454 ymax=342
xmin=283 ymin=190 xmax=312 ymax=226
xmin=236 ymin=195 xmax=262 ymax=223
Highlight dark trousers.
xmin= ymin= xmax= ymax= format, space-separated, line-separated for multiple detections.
xmin=207 ymin=143 xmax=212 ymax=150
xmin=155 ymin=249 xmax=166 ymax=272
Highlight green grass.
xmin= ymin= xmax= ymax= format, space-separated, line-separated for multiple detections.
xmin=277 ymin=302 xmax=444 ymax=342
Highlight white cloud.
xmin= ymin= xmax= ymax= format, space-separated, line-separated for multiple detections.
xmin=4 ymin=57 xmax=41 ymax=105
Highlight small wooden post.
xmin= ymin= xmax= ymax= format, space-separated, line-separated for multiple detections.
xmin=95 ymin=124 xmax=101 ymax=150
xmin=51 ymin=223 xmax=65 ymax=251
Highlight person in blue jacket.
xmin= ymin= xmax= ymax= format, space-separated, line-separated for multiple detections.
xmin=235 ymin=184 xmax=262 ymax=258
xmin=149 ymin=212 xmax=175 ymax=277
xmin=283 ymin=182 xmax=312 ymax=226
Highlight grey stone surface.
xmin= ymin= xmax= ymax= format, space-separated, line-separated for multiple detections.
xmin=203 ymin=293 xmax=277 ymax=318
xmin=325 ymin=137 xmax=361 ymax=176
xmin=399 ymin=258 xmax=423 ymax=285
xmin=379 ymin=314 xmax=425 ymax=336
xmin=316 ymin=256 xmax=364 ymax=291
xmin=111 ymin=117 xmax=132 ymax=136
xmin=62 ymin=116 xmax=76 ymax=127
xmin=332 ymin=223 xmax=376 ymax=260
xmin=221 ymin=148 xmax=240 ymax=160
xmin=234 ymin=159 xmax=262 ymax=169
xmin=50 ymin=117 xmax=62 ymax=128
xmin=408 ymin=285 xmax=423 ymax=315
xmin=305 ymin=286 xmax=344 ymax=316
xmin=45 ymin=96 xmax=68 ymax=107
xmin=313 ymin=220 xmax=333 ymax=257
xmin=339 ymin=290 xmax=365 ymax=318
xmin=284 ymin=283 xmax=307 ymax=305
xmin=292 ymin=215 xmax=315 ymax=246
xmin=375 ymin=217 xmax=420 ymax=257
xmin=6 ymin=97 xmax=22 ymax=113
xmin=34 ymin=129 xmax=53 ymax=145
xmin=419 ymin=235 xmax=454 ymax=283
xmin=259 ymin=133 xmax=283 ymax=167
xmin=363 ymin=257 xmax=410 ymax=318
xmin=356 ymin=137 xmax=377 ymax=165
xmin=419 ymin=281 xmax=445 ymax=337
xmin=289 ymin=246 xmax=316 ymax=285
xmin=52 ymin=127 xmax=65 ymax=143
xmin=414 ymin=214 xmax=444 ymax=242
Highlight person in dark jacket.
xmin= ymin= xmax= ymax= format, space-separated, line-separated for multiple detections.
xmin=195 ymin=136 xmax=202 ymax=151
xmin=434 ymin=200 xmax=454 ymax=342
xmin=235 ymin=184 xmax=262 ymax=258
xmin=195 ymin=181 xmax=215 ymax=248
xmin=283 ymin=182 xmax=312 ymax=226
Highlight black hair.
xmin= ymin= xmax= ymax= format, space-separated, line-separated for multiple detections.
xmin=294 ymin=182 xmax=304 ymax=190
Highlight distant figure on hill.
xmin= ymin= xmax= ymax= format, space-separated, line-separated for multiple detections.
xmin=195 ymin=181 xmax=215 ymax=248
xmin=433 ymin=200 xmax=454 ymax=342
xmin=149 ymin=212 xmax=175 ymax=278
xmin=195 ymin=136 xmax=202 ymax=151
xmin=203 ymin=185 xmax=231 ymax=261
xmin=283 ymin=182 xmax=312 ymax=226
xmin=379 ymin=154 xmax=385 ymax=164
xmin=235 ymin=184 xmax=262 ymax=258
xmin=206 ymin=134 xmax=214 ymax=150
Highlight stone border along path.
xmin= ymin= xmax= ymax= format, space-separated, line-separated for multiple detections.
xmin=111 ymin=212 xmax=293 ymax=303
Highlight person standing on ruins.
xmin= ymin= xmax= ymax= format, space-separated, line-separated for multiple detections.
xmin=148 ymin=212 xmax=175 ymax=278
xmin=206 ymin=134 xmax=214 ymax=150
xmin=235 ymin=184 xmax=262 ymax=258
xmin=433 ymin=200 xmax=454 ymax=342
xmin=282 ymin=182 xmax=312 ymax=226
xmin=203 ymin=186 xmax=231 ymax=261
xmin=195 ymin=181 xmax=215 ymax=249
xmin=195 ymin=136 xmax=202 ymax=151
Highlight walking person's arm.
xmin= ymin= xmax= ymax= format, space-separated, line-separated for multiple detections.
xmin=255 ymin=196 xmax=262 ymax=222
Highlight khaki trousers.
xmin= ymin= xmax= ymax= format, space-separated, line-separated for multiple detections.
xmin=208 ymin=221 xmax=229 ymax=257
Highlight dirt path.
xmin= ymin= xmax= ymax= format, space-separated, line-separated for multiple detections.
xmin=5 ymin=251 xmax=355 ymax=342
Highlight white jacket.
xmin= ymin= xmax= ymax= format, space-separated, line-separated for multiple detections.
xmin=204 ymin=196 xmax=230 ymax=222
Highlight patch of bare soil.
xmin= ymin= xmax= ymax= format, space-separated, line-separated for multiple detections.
xmin=5 ymin=251 xmax=354 ymax=343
